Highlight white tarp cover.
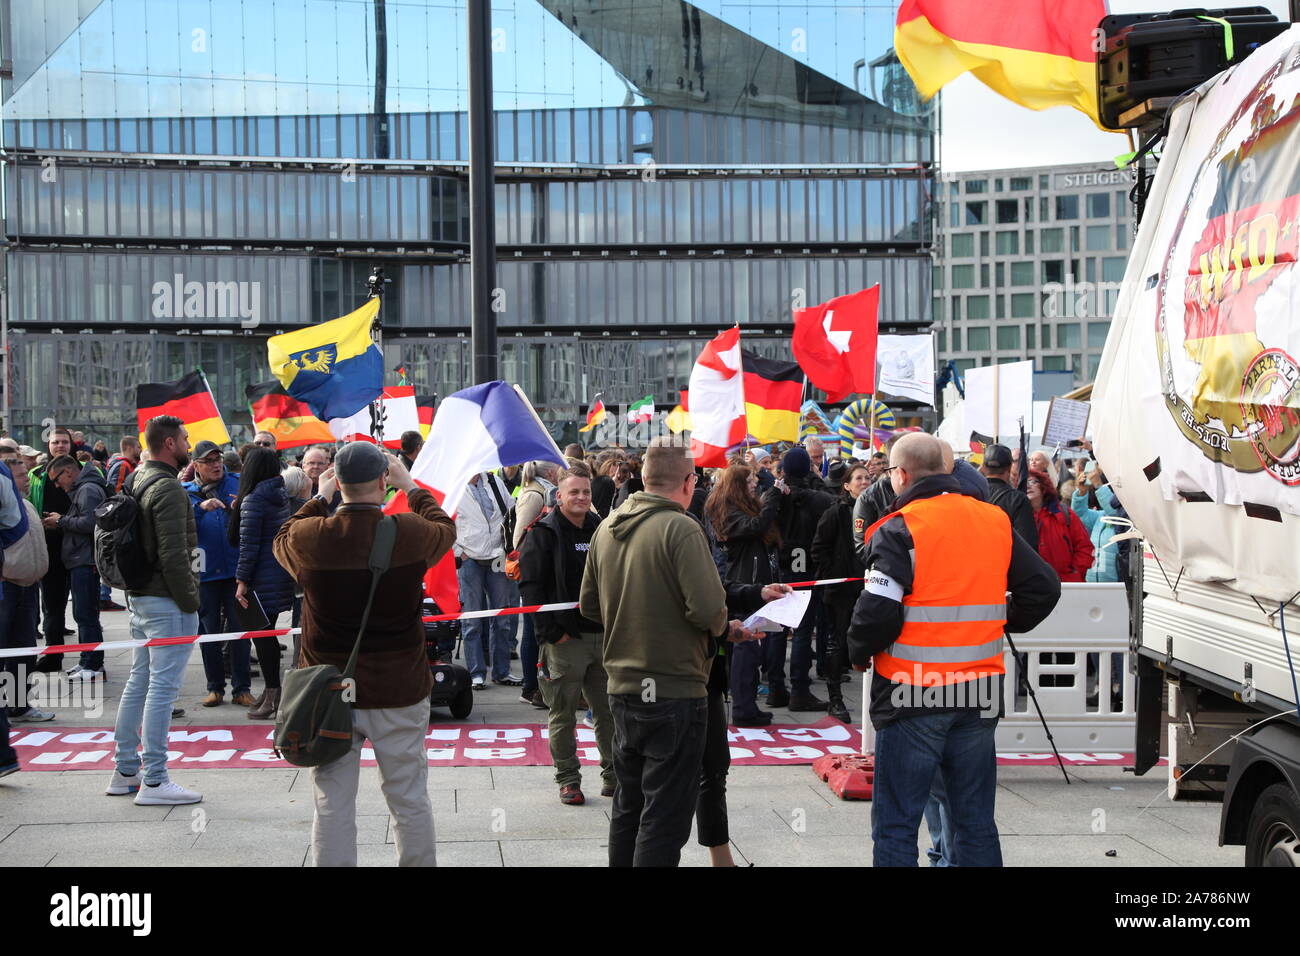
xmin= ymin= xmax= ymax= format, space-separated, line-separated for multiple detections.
xmin=1094 ymin=27 xmax=1300 ymax=601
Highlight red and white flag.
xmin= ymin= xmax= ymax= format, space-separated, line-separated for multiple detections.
xmin=792 ymin=285 xmax=880 ymax=402
xmin=688 ymin=327 xmax=748 ymax=467
xmin=328 ymin=385 xmax=420 ymax=448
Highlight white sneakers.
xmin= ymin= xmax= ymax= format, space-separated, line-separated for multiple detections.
xmin=66 ymin=667 xmax=106 ymax=682
xmin=133 ymin=780 xmax=203 ymax=806
xmin=105 ymin=770 xmax=141 ymax=795
xmin=105 ymin=772 xmax=202 ymax=805
xmin=10 ymin=708 xmax=55 ymax=723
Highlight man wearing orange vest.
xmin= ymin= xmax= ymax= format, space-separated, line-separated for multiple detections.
xmin=848 ymin=434 xmax=1059 ymax=866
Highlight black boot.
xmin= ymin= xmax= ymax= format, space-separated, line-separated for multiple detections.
xmin=827 ymin=687 xmax=851 ymax=724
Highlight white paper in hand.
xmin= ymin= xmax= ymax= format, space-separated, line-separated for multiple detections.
xmin=741 ymin=589 xmax=811 ymax=632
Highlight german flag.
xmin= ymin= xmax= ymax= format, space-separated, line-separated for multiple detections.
xmin=416 ymin=394 xmax=436 ymax=440
xmin=741 ymin=351 xmax=803 ymax=445
xmin=579 ymin=395 xmax=606 ymax=433
xmin=245 ymin=381 xmax=334 ymax=449
xmin=137 ymin=370 xmax=230 ymax=446
xmin=895 ymin=0 xmax=1107 ymax=124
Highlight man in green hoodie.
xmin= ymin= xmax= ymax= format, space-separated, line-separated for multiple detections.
xmin=580 ymin=436 xmax=736 ymax=867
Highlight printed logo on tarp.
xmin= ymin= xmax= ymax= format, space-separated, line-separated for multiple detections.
xmin=1153 ymin=46 xmax=1300 ymax=484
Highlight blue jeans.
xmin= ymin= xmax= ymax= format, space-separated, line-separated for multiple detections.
xmin=520 ymin=614 xmax=539 ymax=694
xmin=764 ymin=600 xmax=815 ymax=696
xmin=871 ymin=709 xmax=1002 ymax=867
xmin=197 ymin=578 xmax=251 ymax=695
xmin=0 ymin=581 xmax=38 ymax=716
xmin=70 ymin=565 xmax=105 ymax=671
xmin=100 ymin=581 xmax=111 ymax=602
xmin=925 ymin=770 xmax=954 ymax=866
xmin=457 ymin=559 xmax=517 ymax=681
xmin=113 ymin=595 xmax=198 ymax=785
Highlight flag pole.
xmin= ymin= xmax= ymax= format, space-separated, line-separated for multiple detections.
xmin=992 ymin=363 xmax=1001 ymax=445
xmin=513 ymin=384 xmax=566 ymax=462
xmin=367 ymin=267 xmax=386 ymax=448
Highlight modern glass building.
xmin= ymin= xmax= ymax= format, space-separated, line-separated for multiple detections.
xmin=933 ymin=162 xmax=1136 ymax=387
xmin=0 ymin=0 xmax=935 ymax=443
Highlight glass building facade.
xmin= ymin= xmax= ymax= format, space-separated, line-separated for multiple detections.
xmin=1 ymin=0 xmax=936 ymax=441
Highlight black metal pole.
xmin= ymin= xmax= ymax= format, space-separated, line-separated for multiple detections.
xmin=467 ymin=0 xmax=498 ymax=384
xmin=374 ymin=0 xmax=389 ymax=159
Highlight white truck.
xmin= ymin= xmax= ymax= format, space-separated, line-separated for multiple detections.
xmin=1096 ymin=25 xmax=1300 ymax=866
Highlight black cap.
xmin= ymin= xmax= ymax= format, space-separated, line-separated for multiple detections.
xmin=192 ymin=440 xmax=222 ymax=461
xmin=983 ymin=444 xmax=1013 ymax=470
xmin=334 ymin=441 xmax=389 ymax=484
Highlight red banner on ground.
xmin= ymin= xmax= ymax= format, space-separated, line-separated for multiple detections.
xmin=7 ymin=719 xmax=1156 ymax=771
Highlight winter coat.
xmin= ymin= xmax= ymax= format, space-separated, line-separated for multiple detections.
xmin=453 ymin=473 xmax=513 ymax=561
xmin=986 ymin=477 xmax=1039 ymax=550
xmin=184 ymin=472 xmax=240 ymax=582
xmin=712 ymin=489 xmax=781 ymax=587
xmin=513 ymin=477 xmax=556 ymax=549
xmin=1071 ymin=484 xmax=1124 ymax=583
xmin=1033 ymin=501 xmax=1094 ymax=583
xmin=812 ymin=494 xmax=862 ymax=604
xmin=518 ymin=508 xmax=602 ymax=645
xmin=57 ymin=463 xmax=108 ymax=568
xmin=773 ymin=474 xmax=835 ymax=577
xmin=234 ymin=475 xmax=294 ymax=617
xmin=127 ymin=461 xmax=200 ymax=614
xmin=852 ymin=475 xmax=897 ymax=564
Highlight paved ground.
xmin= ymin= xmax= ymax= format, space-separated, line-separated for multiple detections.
xmin=0 ymin=598 xmax=1243 ymax=867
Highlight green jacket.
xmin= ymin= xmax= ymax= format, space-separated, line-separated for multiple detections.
xmin=129 ymin=460 xmax=200 ymax=614
xmin=579 ymin=491 xmax=728 ymax=699
xmin=27 ymin=464 xmax=52 ymax=514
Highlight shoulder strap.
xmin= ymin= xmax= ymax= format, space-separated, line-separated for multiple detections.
xmin=342 ymin=515 xmax=398 ymax=680
xmin=126 ymin=469 xmax=169 ymax=501
xmin=486 ymin=474 xmax=510 ymax=515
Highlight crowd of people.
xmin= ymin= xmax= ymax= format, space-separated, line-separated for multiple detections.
xmin=0 ymin=413 xmax=1128 ymax=867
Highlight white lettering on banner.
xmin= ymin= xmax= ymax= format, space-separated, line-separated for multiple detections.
xmin=426 ymin=729 xmax=461 ymax=741
xmin=168 ymin=730 xmax=234 ymax=742
xmin=464 ymin=748 xmax=528 ymax=760
xmin=29 ymin=752 xmax=72 ymax=764
xmin=575 ymin=727 xmax=597 ymax=742
xmin=468 ymin=728 xmax=533 ymax=743
xmin=181 ymin=749 xmax=238 ymax=763
xmin=758 ymin=746 xmax=823 ymax=760
xmin=728 ymin=728 xmax=776 ymax=742
xmin=778 ymin=725 xmax=853 ymax=742
xmin=61 ymin=731 xmax=117 ymax=744
xmin=427 ymin=748 xmax=457 ymax=761
xmin=577 ymin=746 xmax=602 ymax=761
xmin=11 ymin=732 xmax=60 ymax=746
xmin=241 ymin=749 xmax=283 ymax=762
xmin=729 ymin=747 xmax=756 ymax=759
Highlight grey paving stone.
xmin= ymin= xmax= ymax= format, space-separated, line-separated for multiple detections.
xmin=1000 ymin=833 xmax=1182 ymax=867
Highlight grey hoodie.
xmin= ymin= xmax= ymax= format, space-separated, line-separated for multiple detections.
xmin=579 ymin=491 xmax=728 ymax=699
xmin=58 ymin=463 xmax=107 ymax=568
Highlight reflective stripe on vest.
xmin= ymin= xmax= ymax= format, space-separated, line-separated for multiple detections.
xmin=872 ymin=492 xmax=1013 ymax=686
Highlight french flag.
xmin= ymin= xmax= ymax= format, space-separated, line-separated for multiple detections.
xmin=384 ymin=381 xmax=566 ymax=612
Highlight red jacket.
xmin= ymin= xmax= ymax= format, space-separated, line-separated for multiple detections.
xmin=1033 ymin=502 xmax=1094 ymax=583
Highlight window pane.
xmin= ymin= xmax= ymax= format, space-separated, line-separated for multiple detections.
xmin=1026 ymin=326 xmax=1036 ymax=349
xmin=951 ymin=264 xmax=975 ymax=289
xmin=1042 ymin=260 xmax=1064 ymax=284
xmin=1011 ymin=293 xmax=1036 ymax=318
xmin=1056 ymin=195 xmax=1079 ymax=220
xmin=1010 ymin=262 xmax=1034 ymax=285
xmin=967 ymin=179 xmax=987 ymax=194
xmin=1040 ymin=228 xmax=1064 ymax=253
xmin=995 ymin=230 xmax=1019 ymax=255
xmin=1088 ymin=321 xmax=1111 ymax=348
xmin=967 ymin=326 xmax=991 ymax=351
xmin=951 ymin=233 xmax=974 ymax=257
xmin=1024 ymin=230 xmax=1034 ymax=254
xmin=1086 ymin=225 xmax=1110 ymax=251
xmin=965 ymin=201 xmax=987 ymax=225
xmin=996 ymin=200 xmax=1018 ymax=224
xmin=997 ymin=326 xmax=1020 ymax=349
xmin=1059 ymin=323 xmax=1081 ymax=348
xmin=967 ymin=295 xmax=990 ymax=319
xmin=979 ymin=232 xmax=989 ymax=256
xmin=1010 ymin=177 xmax=1032 ymax=191
xmin=1087 ymin=192 xmax=1111 ymax=218
xmin=1102 ymin=256 xmax=1127 ymax=282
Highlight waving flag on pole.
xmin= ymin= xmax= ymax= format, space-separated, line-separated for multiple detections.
xmin=626 ymin=395 xmax=655 ymax=424
xmin=137 ymin=370 xmax=230 ymax=447
xmin=245 ymin=381 xmax=334 ymax=449
xmin=894 ymin=0 xmax=1108 ymax=124
xmin=792 ymin=286 xmax=880 ymax=402
xmin=688 ymin=328 xmax=747 ymax=467
xmin=741 ymin=351 xmax=803 ymax=444
xmin=328 ymin=385 xmax=420 ymax=449
xmin=579 ymin=394 xmax=607 ymax=433
xmin=384 ymin=382 xmax=566 ymax=612
xmin=266 ymin=298 xmax=383 ymax=421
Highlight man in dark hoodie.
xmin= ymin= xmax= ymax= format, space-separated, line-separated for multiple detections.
xmin=767 ymin=445 xmax=835 ymax=712
xmin=980 ymin=444 xmax=1038 ymax=549
xmin=580 ymin=436 xmax=740 ymax=867
xmin=41 ymin=455 xmax=108 ymax=680
xmin=519 ymin=470 xmax=613 ymax=807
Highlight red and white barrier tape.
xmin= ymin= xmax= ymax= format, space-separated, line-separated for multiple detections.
xmin=0 ymin=576 xmax=864 ymax=660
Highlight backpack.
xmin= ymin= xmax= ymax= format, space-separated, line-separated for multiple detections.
xmin=274 ymin=516 xmax=397 ymax=768
xmin=92 ymin=469 xmax=169 ymax=592
xmin=2 ymin=500 xmax=49 ymax=587
xmin=503 ymin=484 xmax=553 ymax=581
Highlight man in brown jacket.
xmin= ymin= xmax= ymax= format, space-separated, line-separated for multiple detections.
xmin=274 ymin=442 xmax=456 ymax=867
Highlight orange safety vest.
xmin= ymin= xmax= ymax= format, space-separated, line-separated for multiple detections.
xmin=863 ymin=492 xmax=1012 ymax=687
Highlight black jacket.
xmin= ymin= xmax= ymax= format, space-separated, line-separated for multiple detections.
xmin=612 ymin=476 xmax=644 ymax=511
xmin=774 ymin=474 xmax=835 ymax=577
xmin=985 ymin=477 xmax=1039 ymax=550
xmin=852 ymin=475 xmax=897 ymax=564
xmin=847 ymin=473 xmax=1061 ymax=729
xmin=811 ymin=494 xmax=862 ymax=604
xmin=591 ymin=474 xmax=617 ymax=518
xmin=234 ymin=475 xmax=295 ymax=617
xmin=518 ymin=507 xmax=602 ymax=645
xmin=58 ymin=463 xmax=107 ymax=569
xmin=713 ymin=489 xmax=782 ymax=586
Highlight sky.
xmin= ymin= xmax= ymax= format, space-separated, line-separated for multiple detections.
xmin=940 ymin=0 xmax=1293 ymax=172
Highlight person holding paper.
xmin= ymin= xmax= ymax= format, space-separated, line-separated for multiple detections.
xmin=703 ymin=464 xmax=783 ymax=727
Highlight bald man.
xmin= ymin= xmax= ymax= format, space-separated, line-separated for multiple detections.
xmin=847 ymin=434 xmax=1060 ymax=867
